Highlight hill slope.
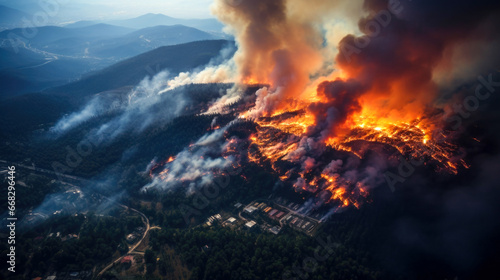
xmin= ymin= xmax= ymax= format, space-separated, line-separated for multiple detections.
xmin=46 ymin=39 xmax=233 ymax=99
xmin=0 ymin=39 xmax=233 ymax=138
xmin=87 ymin=25 xmax=219 ymax=59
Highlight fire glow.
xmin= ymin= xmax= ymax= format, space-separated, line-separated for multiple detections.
xmin=209 ymin=0 xmax=475 ymax=210
xmin=144 ymin=0 xmax=499 ymax=215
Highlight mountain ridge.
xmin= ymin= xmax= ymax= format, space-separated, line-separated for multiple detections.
xmin=45 ymin=39 xmax=234 ymax=100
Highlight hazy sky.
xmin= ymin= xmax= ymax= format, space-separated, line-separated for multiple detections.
xmin=1 ymin=0 xmax=215 ymax=20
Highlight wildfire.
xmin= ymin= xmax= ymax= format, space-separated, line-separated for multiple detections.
xmin=146 ymin=0 xmax=492 ymax=218
xmin=255 ymin=110 xmax=316 ymax=135
xmin=329 ymin=114 xmax=468 ymax=174
xmin=240 ymin=79 xmax=468 ymax=209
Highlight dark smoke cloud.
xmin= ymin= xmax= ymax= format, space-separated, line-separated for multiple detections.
xmin=308 ymin=78 xmax=366 ymax=140
xmin=337 ymin=0 xmax=500 ymax=117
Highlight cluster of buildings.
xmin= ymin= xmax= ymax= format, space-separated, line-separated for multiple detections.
xmin=205 ymin=214 xmax=222 ymax=226
xmin=203 ymin=199 xmax=321 ymax=236
xmin=203 ymin=203 xmax=283 ymax=235
xmin=242 ymin=199 xmax=320 ymax=236
xmin=275 ymin=197 xmax=301 ymax=211
xmin=264 ymin=207 xmax=286 ymax=220
xmin=284 ymin=215 xmax=316 ymax=233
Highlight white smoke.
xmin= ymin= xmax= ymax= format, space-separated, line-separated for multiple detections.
xmin=142 ymin=126 xmax=235 ymax=194
xmin=203 ymin=84 xmax=244 ymax=115
xmin=161 ymin=43 xmax=238 ymax=92
xmin=91 ymin=71 xmax=189 ymax=141
xmin=50 ymin=71 xmax=190 ymax=143
xmin=51 ymin=94 xmax=121 ymax=134
xmin=50 ymin=41 xmax=239 ymax=141
xmin=165 ymin=63 xmax=235 ymax=91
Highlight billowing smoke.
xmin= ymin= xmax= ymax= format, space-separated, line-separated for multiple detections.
xmin=336 ymin=0 xmax=500 ymax=120
xmin=142 ymin=126 xmax=236 ymax=194
xmin=51 ymin=93 xmax=123 ymax=134
xmin=51 ymin=71 xmax=190 ymax=143
xmin=209 ymin=0 xmax=500 ymax=128
xmin=50 ymin=41 xmax=240 ymax=142
xmin=308 ymin=78 xmax=366 ymax=140
xmin=163 ymin=43 xmax=237 ymax=91
xmin=211 ymin=0 xmax=362 ymax=116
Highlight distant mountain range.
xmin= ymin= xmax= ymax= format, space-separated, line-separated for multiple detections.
xmin=45 ymin=24 xmax=220 ymax=59
xmin=47 ymin=39 xmax=234 ymax=100
xmin=0 ymin=21 xmax=225 ymax=98
xmin=0 ymin=39 xmax=233 ymax=137
xmin=0 ymin=24 xmax=134 ymax=47
xmin=0 ymin=4 xmax=230 ymax=98
xmin=0 ymin=4 xmax=224 ymax=34
xmin=0 ymin=5 xmax=31 ymax=30
xmin=107 ymin=13 xmax=225 ymax=34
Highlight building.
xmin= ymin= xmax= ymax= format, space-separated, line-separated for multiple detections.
xmin=121 ymin=256 xmax=133 ymax=264
xmin=227 ymin=217 xmax=237 ymax=224
xmin=243 ymin=206 xmax=258 ymax=215
xmin=268 ymin=226 xmax=281 ymax=235
xmin=245 ymin=220 xmax=257 ymax=229
xmin=276 ymin=211 xmax=286 ymax=219
xmin=268 ymin=209 xmax=278 ymax=217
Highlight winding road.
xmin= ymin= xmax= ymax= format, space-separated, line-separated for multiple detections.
xmin=96 ymin=200 xmax=152 ymax=278
xmin=0 ymin=160 xmax=156 ymax=279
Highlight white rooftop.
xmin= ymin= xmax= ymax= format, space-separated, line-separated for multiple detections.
xmin=245 ymin=221 xmax=257 ymax=228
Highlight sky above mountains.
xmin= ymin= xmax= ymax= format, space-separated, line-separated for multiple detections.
xmin=0 ymin=0 xmax=214 ymax=20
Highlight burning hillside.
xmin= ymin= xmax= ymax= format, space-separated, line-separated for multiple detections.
xmin=144 ymin=0 xmax=500 ymax=216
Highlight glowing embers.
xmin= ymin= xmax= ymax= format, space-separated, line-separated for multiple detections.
xmin=248 ymin=126 xmax=301 ymax=170
xmin=255 ymin=110 xmax=316 ymax=135
xmin=246 ymin=107 xmax=467 ymax=209
xmin=320 ymin=173 xmax=370 ymax=209
xmin=328 ymin=115 xmax=468 ymax=174
xmin=247 ymin=121 xmax=369 ymax=209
